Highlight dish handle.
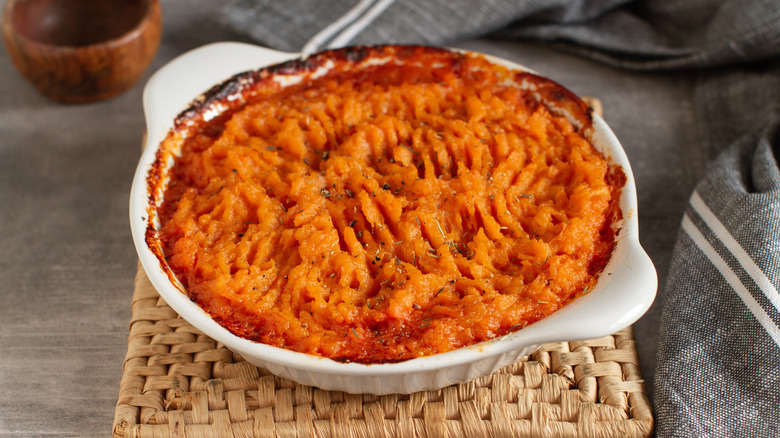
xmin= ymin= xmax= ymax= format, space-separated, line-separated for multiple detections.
xmin=513 ymin=237 xmax=657 ymax=347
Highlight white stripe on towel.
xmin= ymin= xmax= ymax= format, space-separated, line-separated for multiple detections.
xmin=682 ymin=214 xmax=780 ymax=348
xmin=301 ymin=0 xmax=377 ymax=56
xmin=690 ymin=191 xmax=780 ymax=313
xmin=325 ymin=0 xmax=398 ymax=49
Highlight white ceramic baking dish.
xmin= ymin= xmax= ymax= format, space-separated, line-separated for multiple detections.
xmin=129 ymin=42 xmax=657 ymax=395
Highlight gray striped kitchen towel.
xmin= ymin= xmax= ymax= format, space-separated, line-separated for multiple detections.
xmin=220 ymin=0 xmax=780 ymax=435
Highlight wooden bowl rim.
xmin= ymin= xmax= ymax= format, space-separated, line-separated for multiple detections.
xmin=2 ymin=0 xmax=161 ymax=50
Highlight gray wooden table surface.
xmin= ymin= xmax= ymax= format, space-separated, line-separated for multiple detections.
xmin=0 ymin=1 xmax=700 ymax=436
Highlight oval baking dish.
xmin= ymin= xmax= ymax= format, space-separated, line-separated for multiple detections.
xmin=130 ymin=42 xmax=657 ymax=394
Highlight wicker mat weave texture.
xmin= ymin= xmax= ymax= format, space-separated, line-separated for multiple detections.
xmin=113 ymin=266 xmax=652 ymax=438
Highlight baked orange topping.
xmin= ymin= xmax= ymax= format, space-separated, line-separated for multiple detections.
xmin=154 ymin=47 xmax=623 ymax=363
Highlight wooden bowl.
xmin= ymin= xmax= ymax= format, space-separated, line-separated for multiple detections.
xmin=2 ymin=0 xmax=162 ymax=103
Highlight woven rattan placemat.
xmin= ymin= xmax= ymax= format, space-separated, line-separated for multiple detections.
xmin=115 ymin=97 xmax=652 ymax=437
xmin=113 ymin=264 xmax=652 ymax=438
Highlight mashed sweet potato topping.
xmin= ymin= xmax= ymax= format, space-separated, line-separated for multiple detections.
xmin=152 ymin=46 xmax=623 ymax=363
